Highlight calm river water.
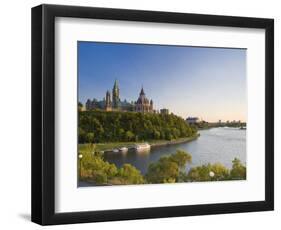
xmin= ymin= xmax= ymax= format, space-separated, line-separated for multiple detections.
xmin=104 ymin=127 xmax=246 ymax=174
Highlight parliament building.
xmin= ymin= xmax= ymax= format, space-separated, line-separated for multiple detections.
xmin=85 ymin=80 xmax=154 ymax=113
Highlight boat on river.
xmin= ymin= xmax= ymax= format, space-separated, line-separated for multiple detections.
xmin=119 ymin=147 xmax=128 ymax=153
xmin=134 ymin=143 xmax=151 ymax=151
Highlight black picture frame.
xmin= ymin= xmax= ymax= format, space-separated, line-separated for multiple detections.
xmin=31 ymin=4 xmax=274 ymax=225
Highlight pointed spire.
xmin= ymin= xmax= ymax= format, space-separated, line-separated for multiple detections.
xmin=140 ymin=85 xmax=145 ymax=95
xmin=113 ymin=79 xmax=118 ymax=89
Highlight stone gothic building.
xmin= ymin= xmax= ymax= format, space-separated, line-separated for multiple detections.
xmin=85 ymin=80 xmax=154 ymax=113
xmin=135 ymin=87 xmax=153 ymax=113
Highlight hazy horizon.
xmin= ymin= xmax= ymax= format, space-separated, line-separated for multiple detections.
xmin=78 ymin=41 xmax=247 ymax=122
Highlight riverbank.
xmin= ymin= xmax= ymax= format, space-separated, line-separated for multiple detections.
xmin=149 ymin=134 xmax=200 ymax=148
xmin=79 ymin=133 xmax=200 ymax=153
xmin=197 ymin=125 xmax=247 ymax=131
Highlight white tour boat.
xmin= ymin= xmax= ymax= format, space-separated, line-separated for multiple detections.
xmin=119 ymin=147 xmax=128 ymax=152
xmin=134 ymin=143 xmax=151 ymax=151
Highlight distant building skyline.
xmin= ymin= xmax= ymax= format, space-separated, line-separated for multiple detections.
xmin=78 ymin=41 xmax=247 ymax=122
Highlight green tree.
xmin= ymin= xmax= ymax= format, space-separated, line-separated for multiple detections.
xmin=187 ymin=164 xmax=211 ymax=182
xmin=165 ymin=132 xmax=173 ymax=141
xmin=187 ymin=163 xmax=229 ymax=182
xmin=170 ymin=150 xmax=192 ymax=169
xmin=153 ymin=130 xmax=161 ymax=139
xmin=79 ymin=146 xmax=118 ymax=184
xmin=210 ymin=163 xmax=230 ymax=180
xmin=79 ymin=144 xmax=145 ymax=185
xmin=115 ymin=164 xmax=144 ymax=185
xmin=146 ymin=157 xmax=179 ymax=183
xmin=78 ymin=128 xmax=86 ymax=143
xmin=146 ymin=150 xmax=192 ymax=184
xmin=230 ymin=158 xmax=246 ymax=180
xmin=85 ymin=132 xmax=94 ymax=143
xmin=125 ymin=130 xmax=135 ymax=141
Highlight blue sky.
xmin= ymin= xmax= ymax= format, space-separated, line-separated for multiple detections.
xmin=78 ymin=41 xmax=246 ymax=122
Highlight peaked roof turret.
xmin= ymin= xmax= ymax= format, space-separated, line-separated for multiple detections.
xmin=140 ymin=86 xmax=145 ymax=95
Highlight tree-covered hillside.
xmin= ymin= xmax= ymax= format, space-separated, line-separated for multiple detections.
xmin=79 ymin=110 xmax=197 ymax=143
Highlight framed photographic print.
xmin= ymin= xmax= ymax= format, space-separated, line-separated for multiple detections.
xmin=31 ymin=4 xmax=274 ymax=225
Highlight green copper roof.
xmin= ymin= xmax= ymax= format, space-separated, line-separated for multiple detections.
xmin=113 ymin=79 xmax=118 ymax=89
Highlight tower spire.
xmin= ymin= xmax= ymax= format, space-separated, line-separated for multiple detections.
xmin=112 ymin=79 xmax=120 ymax=109
xmin=140 ymin=85 xmax=145 ymax=95
xmin=113 ymin=79 xmax=118 ymax=88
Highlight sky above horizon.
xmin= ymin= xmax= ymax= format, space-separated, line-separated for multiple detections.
xmin=78 ymin=41 xmax=247 ymax=122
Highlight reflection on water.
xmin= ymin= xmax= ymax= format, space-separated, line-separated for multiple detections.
xmin=104 ymin=127 xmax=246 ymax=174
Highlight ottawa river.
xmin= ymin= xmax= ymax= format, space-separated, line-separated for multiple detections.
xmin=104 ymin=127 xmax=246 ymax=174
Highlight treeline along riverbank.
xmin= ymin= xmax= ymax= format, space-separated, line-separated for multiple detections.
xmin=79 ymin=110 xmax=197 ymax=144
xmin=79 ymin=134 xmax=199 ymax=153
